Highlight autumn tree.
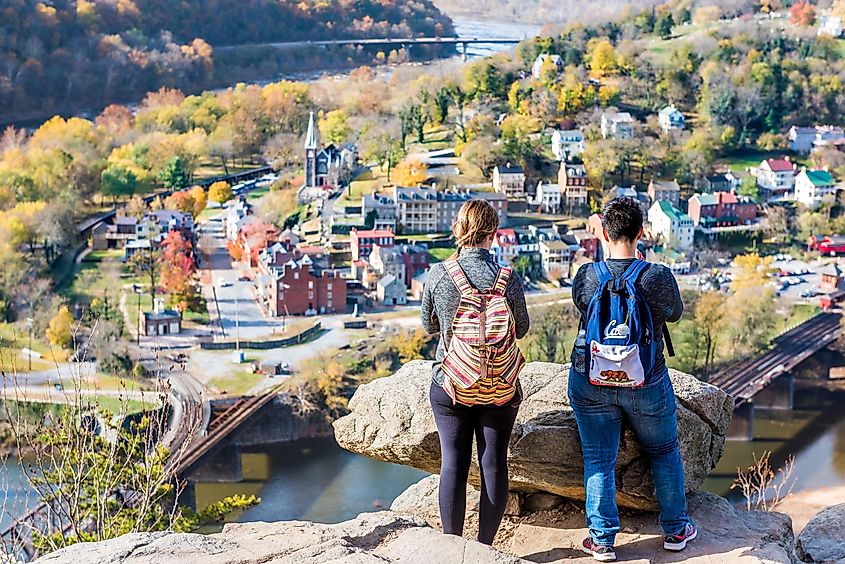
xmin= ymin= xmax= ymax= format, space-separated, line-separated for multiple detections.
xmin=46 ymin=305 xmax=74 ymax=349
xmin=694 ymin=291 xmax=726 ymax=380
xmin=790 ymin=2 xmax=816 ymax=26
xmin=160 ymin=231 xmax=200 ymax=312
xmin=208 ymin=181 xmax=234 ymax=205
xmin=392 ymin=158 xmax=429 ymax=186
xmin=319 ymin=109 xmax=352 ymax=145
xmin=188 ymin=185 xmax=207 ymax=217
xmin=587 ymin=39 xmax=619 ymax=79
xmin=164 ymin=191 xmax=198 ymax=217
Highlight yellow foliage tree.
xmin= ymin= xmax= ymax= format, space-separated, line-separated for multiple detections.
xmin=587 ymin=39 xmax=618 ymax=79
xmin=731 ymin=253 xmax=773 ymax=290
xmin=46 ymin=306 xmax=74 ymax=349
xmin=188 ymin=185 xmax=207 ymax=217
xmin=208 ymin=181 xmax=234 ymax=204
xmin=392 ymin=158 xmax=429 ymax=187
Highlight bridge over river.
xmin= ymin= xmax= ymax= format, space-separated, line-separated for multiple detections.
xmin=709 ymin=311 xmax=843 ymax=440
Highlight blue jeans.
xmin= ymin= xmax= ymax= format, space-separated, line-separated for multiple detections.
xmin=568 ymin=367 xmax=692 ymax=546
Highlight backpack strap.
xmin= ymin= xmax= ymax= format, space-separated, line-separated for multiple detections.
xmin=593 ymin=261 xmax=614 ymax=286
xmin=492 ymin=266 xmax=512 ymax=295
xmin=444 ymin=259 xmax=474 ymax=296
xmin=620 ymin=259 xmax=649 ymax=284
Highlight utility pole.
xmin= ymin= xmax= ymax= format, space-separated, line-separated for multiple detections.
xmin=26 ymin=317 xmax=33 ymax=372
xmin=133 ymin=284 xmax=142 ymax=346
xmin=235 ymin=292 xmax=240 ymax=350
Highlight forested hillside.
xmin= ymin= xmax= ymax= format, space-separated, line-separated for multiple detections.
xmin=0 ymin=0 xmax=453 ymax=122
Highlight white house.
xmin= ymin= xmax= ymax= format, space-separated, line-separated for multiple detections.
xmin=819 ymin=15 xmax=844 ymax=37
xmin=492 ymin=163 xmax=526 ymax=197
xmin=753 ymin=157 xmax=796 ymax=200
xmin=788 ymin=126 xmax=817 ymax=155
xmin=539 ymin=239 xmax=575 ymax=279
xmin=376 ymin=275 xmax=407 ymax=306
xmin=534 ymin=182 xmax=561 ymax=213
xmin=795 ymin=168 xmax=838 ymax=209
xmin=551 ymin=129 xmax=585 ymax=160
xmin=491 ymin=228 xmax=519 ymax=266
xmin=648 ymin=200 xmax=694 ymax=251
xmin=658 ymin=104 xmax=685 ymax=133
xmin=532 ymin=54 xmax=563 ymax=80
xmin=601 ymin=111 xmax=635 ymax=139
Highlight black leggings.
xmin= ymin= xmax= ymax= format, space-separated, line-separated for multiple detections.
xmin=429 ymin=383 xmax=519 ymax=545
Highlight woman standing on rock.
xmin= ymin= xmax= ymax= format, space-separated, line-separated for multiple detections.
xmin=420 ymin=199 xmax=530 ymax=545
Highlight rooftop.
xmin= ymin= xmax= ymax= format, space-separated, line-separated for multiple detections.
xmin=656 ymin=199 xmax=693 ymax=222
xmin=763 ymin=157 xmax=795 ymax=172
xmin=802 ymin=169 xmax=836 ymax=187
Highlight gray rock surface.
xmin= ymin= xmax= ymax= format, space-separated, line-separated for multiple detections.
xmin=393 ymin=475 xmax=795 ymax=564
xmin=335 ymin=360 xmax=734 ymax=510
xmin=38 ymin=512 xmax=530 ymax=564
xmin=796 ymin=502 xmax=845 ymax=563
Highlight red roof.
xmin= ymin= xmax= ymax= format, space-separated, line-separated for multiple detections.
xmin=495 ymin=228 xmax=517 ymax=246
xmin=352 ymin=229 xmax=394 ymax=239
xmin=765 ymin=158 xmax=794 ymax=172
xmin=718 ymin=192 xmax=738 ymax=204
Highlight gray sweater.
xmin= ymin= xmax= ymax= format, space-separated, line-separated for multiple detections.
xmin=420 ymin=248 xmax=530 ymax=385
xmin=571 ymin=258 xmax=683 ymax=375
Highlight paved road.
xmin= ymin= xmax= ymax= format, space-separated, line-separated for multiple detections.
xmin=198 ymin=221 xmax=283 ymax=340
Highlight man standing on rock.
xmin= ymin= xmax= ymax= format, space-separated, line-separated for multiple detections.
xmin=568 ymin=197 xmax=696 ymax=562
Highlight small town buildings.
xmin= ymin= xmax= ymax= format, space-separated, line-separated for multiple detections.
xmin=361 ymin=193 xmax=397 ymax=232
xmin=753 ymin=157 xmax=797 ymax=200
xmin=558 ymin=162 xmax=589 ymax=210
xmin=568 ymin=229 xmax=600 ymax=259
xmin=687 ymin=192 xmax=757 ymax=229
xmin=534 ymin=182 xmax=561 ymax=213
xmin=788 ymin=125 xmax=845 ymax=154
xmin=350 ymin=229 xmax=395 ymax=261
xmin=224 ymin=200 xmax=252 ymax=241
xmin=304 ymin=112 xmax=348 ymax=189
xmin=812 ymin=126 xmax=845 ymax=151
xmin=795 ymin=168 xmax=838 ymax=209
xmin=648 ymin=200 xmax=694 ymax=251
xmin=369 ymin=243 xmax=405 ymax=285
xmin=255 ymin=249 xmax=346 ymax=316
xmin=491 ymin=228 xmax=519 ymax=265
xmin=411 ymin=271 xmax=428 ymax=301
xmin=820 ymin=263 xmax=845 ymax=293
xmin=703 ymin=173 xmax=737 ymax=193
xmin=819 ymin=15 xmax=844 ymax=37
xmin=91 ymin=215 xmax=140 ymax=250
xmin=400 ymin=244 xmax=430 ymax=286
xmin=648 ymin=179 xmax=681 ymax=209
xmin=551 ymin=129 xmax=585 ymax=161
xmin=392 ymin=185 xmax=508 ymax=234
xmin=658 ymin=104 xmax=685 ymax=133
xmin=145 ymin=210 xmax=195 ymax=241
xmin=492 ymin=163 xmax=526 ymax=198
xmin=539 ymin=239 xmax=576 ymax=279
xmin=532 ymin=53 xmax=562 ymax=80
xmin=377 ymin=275 xmax=407 ymax=306
xmin=142 ymin=298 xmax=181 ymax=336
xmin=601 ymin=111 xmax=635 ymax=140
xmin=608 ymin=186 xmax=650 ymax=215
xmin=124 ymin=238 xmax=151 ymax=261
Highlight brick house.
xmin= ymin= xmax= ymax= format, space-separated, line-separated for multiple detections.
xmin=256 ymin=252 xmax=346 ymax=316
xmin=350 ymin=229 xmax=395 ymax=261
xmin=687 ymin=192 xmax=757 ymax=229
xmin=558 ymin=162 xmax=589 ymax=210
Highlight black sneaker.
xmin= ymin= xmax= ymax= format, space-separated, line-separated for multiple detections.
xmin=579 ymin=537 xmax=617 ymax=562
xmin=664 ymin=522 xmax=698 ymax=551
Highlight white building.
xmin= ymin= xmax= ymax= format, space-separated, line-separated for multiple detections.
xmin=648 ymin=200 xmax=694 ymax=251
xmin=819 ymin=15 xmax=844 ymax=37
xmin=551 ymin=129 xmax=585 ymax=161
xmin=491 ymin=228 xmax=519 ymax=266
xmin=361 ymin=193 xmax=397 ymax=232
xmin=492 ymin=163 xmax=526 ymax=197
xmin=788 ymin=126 xmax=818 ymax=155
xmin=658 ymin=104 xmax=685 ymax=133
xmin=795 ymin=168 xmax=838 ymax=209
xmin=534 ymin=182 xmax=561 ymax=213
xmin=532 ymin=54 xmax=562 ymax=80
xmin=753 ymin=157 xmax=796 ymax=200
xmin=376 ymin=275 xmax=407 ymax=306
xmin=601 ymin=111 xmax=635 ymax=139
xmin=539 ymin=239 xmax=575 ymax=279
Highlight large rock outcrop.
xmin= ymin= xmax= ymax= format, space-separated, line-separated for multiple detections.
xmin=392 ymin=475 xmax=796 ymax=564
xmin=795 ymin=502 xmax=845 ymax=563
xmin=334 ymin=360 xmax=733 ymax=510
xmin=38 ymin=512 xmax=529 ymax=564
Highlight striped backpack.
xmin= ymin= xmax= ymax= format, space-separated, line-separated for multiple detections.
xmin=440 ymin=259 xmax=525 ymax=406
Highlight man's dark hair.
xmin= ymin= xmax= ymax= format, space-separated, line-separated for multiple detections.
xmin=601 ymin=197 xmax=643 ymax=242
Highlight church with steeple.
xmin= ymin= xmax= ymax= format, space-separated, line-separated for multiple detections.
xmin=304 ymin=111 xmax=351 ymax=189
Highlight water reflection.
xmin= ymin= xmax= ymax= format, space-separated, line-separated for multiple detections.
xmin=192 ymin=438 xmax=428 ymax=524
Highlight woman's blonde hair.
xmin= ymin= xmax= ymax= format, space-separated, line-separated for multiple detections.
xmin=450 ymin=199 xmax=500 ymax=259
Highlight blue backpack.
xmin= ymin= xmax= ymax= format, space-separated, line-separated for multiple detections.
xmin=583 ymin=260 xmax=669 ymax=387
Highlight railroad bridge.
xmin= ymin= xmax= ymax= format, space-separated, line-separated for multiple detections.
xmin=709 ymin=311 xmax=842 ymax=441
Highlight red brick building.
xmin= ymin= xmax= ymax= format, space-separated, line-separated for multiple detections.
xmin=400 ymin=244 xmax=430 ymax=287
xmin=351 ymin=229 xmax=395 ymax=261
xmin=256 ymin=245 xmax=346 ymax=316
xmin=687 ymin=192 xmax=757 ymax=228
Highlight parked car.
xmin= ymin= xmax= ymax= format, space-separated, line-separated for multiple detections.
xmin=238 ymin=276 xmax=251 ymax=282
xmin=217 ymin=277 xmax=232 ymax=287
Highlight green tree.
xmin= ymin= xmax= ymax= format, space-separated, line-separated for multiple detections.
xmin=100 ymin=165 xmax=138 ymax=204
xmin=159 ymin=156 xmax=189 ymax=190
xmin=655 ymin=11 xmax=675 ymax=38
xmin=524 ymin=303 xmax=578 ymax=363
xmin=738 ymin=175 xmax=760 ymax=202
